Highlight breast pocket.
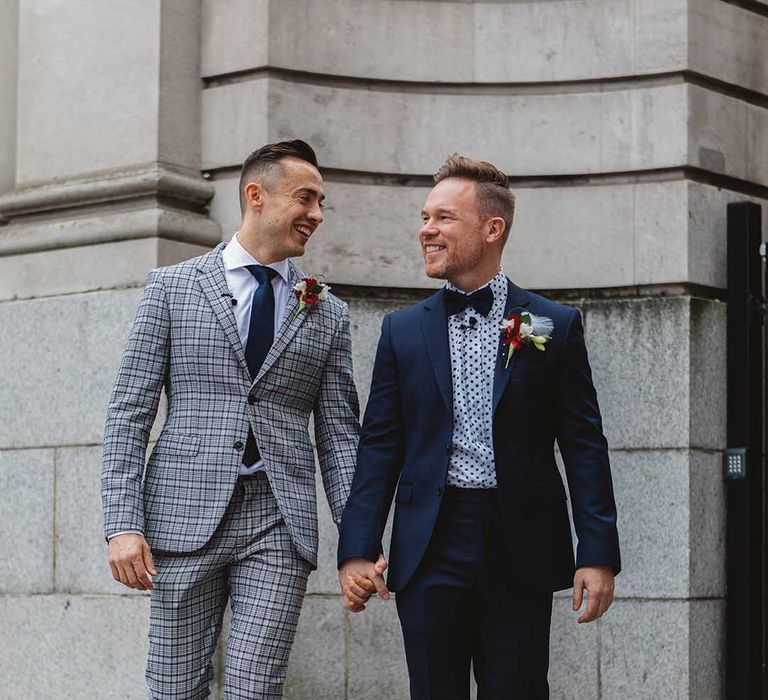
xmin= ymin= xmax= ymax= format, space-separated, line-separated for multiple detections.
xmin=509 ymin=358 xmax=557 ymax=380
xmin=288 ymin=323 xmax=333 ymax=367
xmin=502 ymin=364 xmax=556 ymax=420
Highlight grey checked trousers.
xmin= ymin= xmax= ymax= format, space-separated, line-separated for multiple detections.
xmin=146 ymin=472 xmax=312 ymax=699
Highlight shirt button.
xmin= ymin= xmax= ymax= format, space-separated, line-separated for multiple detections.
xmin=234 ymin=441 xmax=244 ymax=451
xmin=247 ymin=395 xmax=256 ymax=405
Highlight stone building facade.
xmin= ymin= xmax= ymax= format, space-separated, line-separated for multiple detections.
xmin=1 ymin=1 xmax=767 ymax=697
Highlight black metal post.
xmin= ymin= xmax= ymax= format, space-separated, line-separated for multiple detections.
xmin=762 ymin=239 xmax=768 ymax=694
xmin=725 ymin=201 xmax=764 ymax=699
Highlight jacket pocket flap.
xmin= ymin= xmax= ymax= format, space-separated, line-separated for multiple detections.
xmin=153 ymin=433 xmax=201 ymax=457
xmin=395 ymin=483 xmax=413 ymax=504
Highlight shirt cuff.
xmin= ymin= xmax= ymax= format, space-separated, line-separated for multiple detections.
xmin=107 ymin=530 xmax=144 ymax=540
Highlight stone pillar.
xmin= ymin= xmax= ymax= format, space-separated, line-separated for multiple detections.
xmin=0 ymin=2 xmax=220 ymax=698
xmin=0 ymin=0 xmax=17 ymax=199
xmin=0 ymin=0 xmax=219 ymax=300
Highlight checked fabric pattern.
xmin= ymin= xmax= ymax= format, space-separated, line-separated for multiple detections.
xmin=101 ymin=243 xmax=361 ymax=567
xmin=147 ymin=473 xmax=311 ymax=699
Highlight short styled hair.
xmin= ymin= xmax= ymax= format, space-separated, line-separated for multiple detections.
xmin=239 ymin=139 xmax=319 ymax=213
xmin=433 ymin=154 xmax=516 ymax=242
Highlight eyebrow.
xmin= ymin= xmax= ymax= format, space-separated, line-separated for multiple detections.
xmin=422 ymin=207 xmax=457 ymax=217
xmin=295 ymin=186 xmax=325 ymax=203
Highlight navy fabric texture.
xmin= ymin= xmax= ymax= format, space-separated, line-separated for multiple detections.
xmin=395 ymin=487 xmax=552 ymax=699
xmin=338 ymin=278 xmax=621 ymax=594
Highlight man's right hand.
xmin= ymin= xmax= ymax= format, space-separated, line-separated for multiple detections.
xmin=107 ymin=533 xmax=157 ymax=590
xmin=338 ymin=555 xmax=389 ymax=612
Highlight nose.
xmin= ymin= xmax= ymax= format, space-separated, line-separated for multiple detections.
xmin=420 ymin=220 xmax=437 ymax=240
xmin=308 ymin=202 xmax=323 ymax=226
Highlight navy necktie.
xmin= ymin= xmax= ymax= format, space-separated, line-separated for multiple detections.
xmin=443 ymin=286 xmax=494 ymax=317
xmin=242 ymin=264 xmax=277 ymax=467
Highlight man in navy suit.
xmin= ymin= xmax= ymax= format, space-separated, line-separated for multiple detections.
xmin=337 ymin=155 xmax=620 ymax=699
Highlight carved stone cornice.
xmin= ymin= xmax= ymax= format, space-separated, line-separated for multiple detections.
xmin=0 ymin=206 xmax=221 ymax=256
xmin=0 ymin=163 xmax=214 ymax=218
xmin=0 ymin=163 xmax=222 ymax=256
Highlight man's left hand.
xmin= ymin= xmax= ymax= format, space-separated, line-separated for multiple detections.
xmin=338 ymin=553 xmax=389 ymax=612
xmin=572 ymin=566 xmax=615 ymax=623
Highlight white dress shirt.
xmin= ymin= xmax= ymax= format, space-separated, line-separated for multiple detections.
xmin=222 ymin=232 xmax=292 ymax=475
xmin=222 ymin=231 xmax=292 ymax=345
xmin=109 ymin=233 xmax=293 ymax=537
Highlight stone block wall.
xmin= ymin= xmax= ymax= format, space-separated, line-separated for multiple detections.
xmin=1 ymin=1 xmax=766 ymax=697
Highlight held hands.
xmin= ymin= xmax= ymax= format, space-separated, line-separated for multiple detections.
xmin=338 ymin=554 xmax=389 ymax=612
xmin=572 ymin=565 xmax=615 ymax=623
xmin=108 ymin=533 xmax=157 ymax=590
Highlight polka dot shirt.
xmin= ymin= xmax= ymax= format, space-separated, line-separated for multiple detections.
xmin=445 ymin=271 xmax=508 ymax=489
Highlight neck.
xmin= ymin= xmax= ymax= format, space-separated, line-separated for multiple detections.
xmin=236 ymin=226 xmax=285 ymax=265
xmin=448 ymin=265 xmax=500 ymax=293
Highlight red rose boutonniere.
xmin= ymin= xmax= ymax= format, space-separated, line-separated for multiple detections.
xmin=293 ymin=277 xmax=330 ymax=316
xmin=500 ymin=312 xmax=553 ymax=368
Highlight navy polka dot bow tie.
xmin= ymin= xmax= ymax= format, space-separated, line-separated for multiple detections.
xmin=443 ymin=286 xmax=494 ymax=317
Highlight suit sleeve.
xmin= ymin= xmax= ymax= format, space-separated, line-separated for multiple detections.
xmin=101 ymin=269 xmax=170 ymax=539
xmin=337 ymin=314 xmax=404 ymax=566
xmin=313 ymin=303 xmax=361 ymax=527
xmin=555 ymin=309 xmax=621 ymax=574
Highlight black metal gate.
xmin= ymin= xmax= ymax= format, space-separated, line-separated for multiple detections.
xmin=725 ymin=201 xmax=766 ymax=699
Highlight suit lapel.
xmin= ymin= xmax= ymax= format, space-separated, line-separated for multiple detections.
xmin=420 ymin=290 xmax=453 ymax=416
xmin=251 ymin=260 xmax=308 ymax=387
xmin=197 ymin=244 xmax=251 ymax=380
xmin=492 ymin=279 xmax=532 ymax=414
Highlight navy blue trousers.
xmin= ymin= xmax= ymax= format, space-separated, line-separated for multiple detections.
xmin=395 ymin=486 xmax=553 ymax=700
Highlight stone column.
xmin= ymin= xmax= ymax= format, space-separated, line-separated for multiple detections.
xmin=0 ymin=0 xmax=17 ymax=200
xmin=0 ymin=0 xmax=219 ymax=300
xmin=0 ymin=2 xmax=220 ymax=697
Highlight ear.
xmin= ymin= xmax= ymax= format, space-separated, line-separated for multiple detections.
xmin=485 ymin=216 xmax=506 ymax=244
xmin=243 ymin=181 xmax=266 ymax=213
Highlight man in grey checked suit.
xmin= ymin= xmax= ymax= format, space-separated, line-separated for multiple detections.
xmin=101 ymin=140 xmax=360 ymax=698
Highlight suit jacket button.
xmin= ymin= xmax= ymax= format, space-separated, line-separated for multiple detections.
xmin=234 ymin=441 xmax=244 ymax=451
xmin=247 ymin=395 xmax=256 ymax=405
xmin=436 ymin=486 xmax=443 ymax=496
xmin=445 ymin=444 xmax=451 ymax=454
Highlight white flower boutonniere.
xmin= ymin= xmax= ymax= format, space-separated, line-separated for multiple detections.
xmin=500 ymin=312 xmax=554 ymax=368
xmin=293 ymin=277 xmax=331 ymax=316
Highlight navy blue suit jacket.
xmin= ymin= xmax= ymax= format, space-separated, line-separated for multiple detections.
xmin=338 ymin=279 xmax=621 ymax=593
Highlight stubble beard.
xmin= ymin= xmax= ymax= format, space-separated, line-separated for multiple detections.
xmin=426 ymin=248 xmax=483 ymax=284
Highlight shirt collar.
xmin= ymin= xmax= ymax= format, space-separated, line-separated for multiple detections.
xmin=445 ymin=269 xmax=506 ymax=296
xmin=222 ymin=232 xmax=291 ymax=284
xmin=488 ymin=270 xmax=508 ymax=316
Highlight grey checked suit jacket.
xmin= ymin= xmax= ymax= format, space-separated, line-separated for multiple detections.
xmin=101 ymin=243 xmax=360 ymax=566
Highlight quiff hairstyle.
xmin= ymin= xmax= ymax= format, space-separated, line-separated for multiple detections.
xmin=433 ymin=154 xmax=516 ymax=242
xmin=239 ymin=139 xmax=319 ymax=214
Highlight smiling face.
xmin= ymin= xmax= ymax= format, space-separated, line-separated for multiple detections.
xmin=420 ymin=178 xmax=498 ymax=290
xmin=241 ymin=157 xmax=325 ymax=262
